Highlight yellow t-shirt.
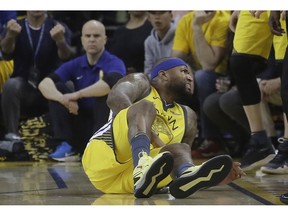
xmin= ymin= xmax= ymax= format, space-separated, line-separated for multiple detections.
xmin=0 ymin=60 xmax=13 ymax=92
xmin=273 ymin=16 xmax=287 ymax=60
xmin=233 ymin=11 xmax=274 ymax=59
xmin=172 ymin=11 xmax=231 ymax=73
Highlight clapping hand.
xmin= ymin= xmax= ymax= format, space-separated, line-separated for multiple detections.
xmin=50 ymin=22 xmax=66 ymax=43
xmin=193 ymin=11 xmax=216 ymax=27
xmin=6 ymin=19 xmax=22 ymax=38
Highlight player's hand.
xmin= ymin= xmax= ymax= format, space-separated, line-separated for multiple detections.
xmin=219 ymin=161 xmax=246 ymax=185
xmin=151 ymin=131 xmax=165 ymax=148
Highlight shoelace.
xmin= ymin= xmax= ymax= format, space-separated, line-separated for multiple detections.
xmin=137 ymin=151 xmax=151 ymax=168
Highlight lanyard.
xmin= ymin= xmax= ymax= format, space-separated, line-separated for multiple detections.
xmin=25 ymin=19 xmax=45 ymax=64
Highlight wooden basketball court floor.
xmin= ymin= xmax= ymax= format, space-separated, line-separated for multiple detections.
xmin=0 ymin=160 xmax=287 ymax=207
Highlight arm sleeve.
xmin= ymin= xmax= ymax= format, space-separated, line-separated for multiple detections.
xmin=102 ymin=72 xmax=124 ymax=88
xmin=47 ymin=73 xmax=61 ymax=83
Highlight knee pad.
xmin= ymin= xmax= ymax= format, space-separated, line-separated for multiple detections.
xmin=229 ymin=54 xmax=267 ymax=105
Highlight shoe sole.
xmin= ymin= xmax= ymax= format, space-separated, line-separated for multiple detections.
xmin=134 ymin=152 xmax=174 ymax=198
xmin=242 ymin=154 xmax=275 ymax=172
xmin=51 ymin=155 xmax=80 ymax=162
xmin=260 ymin=166 xmax=288 ymax=174
xmin=169 ymin=154 xmax=233 ymax=199
xmin=280 ymin=194 xmax=288 ymax=204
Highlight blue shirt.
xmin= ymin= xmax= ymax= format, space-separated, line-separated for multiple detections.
xmin=55 ymin=50 xmax=126 ymax=109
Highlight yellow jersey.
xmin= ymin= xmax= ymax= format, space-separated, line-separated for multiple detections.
xmin=82 ymin=86 xmax=187 ymax=193
xmin=173 ymin=11 xmax=231 ymax=73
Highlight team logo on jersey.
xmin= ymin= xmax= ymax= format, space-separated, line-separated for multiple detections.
xmin=152 ymin=115 xmax=174 ymax=143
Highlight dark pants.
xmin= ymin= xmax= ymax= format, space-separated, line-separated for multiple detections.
xmin=49 ymin=83 xmax=110 ymax=154
xmin=194 ymin=69 xmax=222 ymax=139
xmin=203 ymin=88 xmax=250 ymax=144
xmin=281 ymin=12 xmax=288 ymax=121
xmin=1 ymin=77 xmax=48 ymax=134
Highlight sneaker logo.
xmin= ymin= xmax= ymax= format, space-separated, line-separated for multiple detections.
xmin=76 ymin=75 xmax=83 ymax=80
xmin=142 ymin=163 xmax=166 ymax=196
xmin=179 ymin=165 xmax=224 ymax=192
xmin=134 ymin=176 xmax=141 ymax=184
xmin=65 ymin=152 xmax=75 ymax=157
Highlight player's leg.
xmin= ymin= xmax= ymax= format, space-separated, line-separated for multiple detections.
xmin=160 ymin=143 xmax=233 ymax=198
xmin=126 ymin=100 xmax=174 ymax=198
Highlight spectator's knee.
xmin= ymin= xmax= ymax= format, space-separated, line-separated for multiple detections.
xmin=2 ymin=77 xmax=25 ymax=94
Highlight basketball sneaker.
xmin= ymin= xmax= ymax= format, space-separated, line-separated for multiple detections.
xmin=280 ymin=192 xmax=288 ymax=205
xmin=133 ymin=151 xmax=174 ymax=198
xmin=0 ymin=140 xmax=24 ymax=153
xmin=5 ymin=133 xmax=21 ymax=141
xmin=240 ymin=137 xmax=275 ymax=172
xmin=169 ymin=154 xmax=233 ymax=199
xmin=260 ymin=140 xmax=288 ymax=174
xmin=49 ymin=141 xmax=80 ymax=162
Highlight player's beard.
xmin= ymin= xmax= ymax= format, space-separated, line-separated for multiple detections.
xmin=167 ymin=80 xmax=193 ymax=102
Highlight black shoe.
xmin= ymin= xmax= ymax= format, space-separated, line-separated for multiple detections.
xmin=169 ymin=155 xmax=233 ymax=199
xmin=240 ymin=138 xmax=275 ymax=172
xmin=0 ymin=140 xmax=24 ymax=153
xmin=4 ymin=133 xmax=21 ymax=141
xmin=12 ymin=141 xmax=25 ymax=153
xmin=280 ymin=192 xmax=288 ymax=204
xmin=260 ymin=142 xmax=288 ymax=174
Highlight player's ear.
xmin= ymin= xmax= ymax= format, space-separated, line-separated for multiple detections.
xmin=158 ymin=70 xmax=168 ymax=81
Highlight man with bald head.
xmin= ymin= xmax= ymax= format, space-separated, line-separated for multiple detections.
xmin=39 ymin=20 xmax=126 ymax=161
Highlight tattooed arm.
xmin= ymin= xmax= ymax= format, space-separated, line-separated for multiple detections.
xmin=181 ymin=105 xmax=198 ymax=147
xmin=106 ymin=73 xmax=151 ymax=115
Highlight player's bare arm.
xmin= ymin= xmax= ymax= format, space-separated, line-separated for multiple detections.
xmin=181 ymin=105 xmax=198 ymax=147
xmin=107 ymin=73 xmax=151 ymax=115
